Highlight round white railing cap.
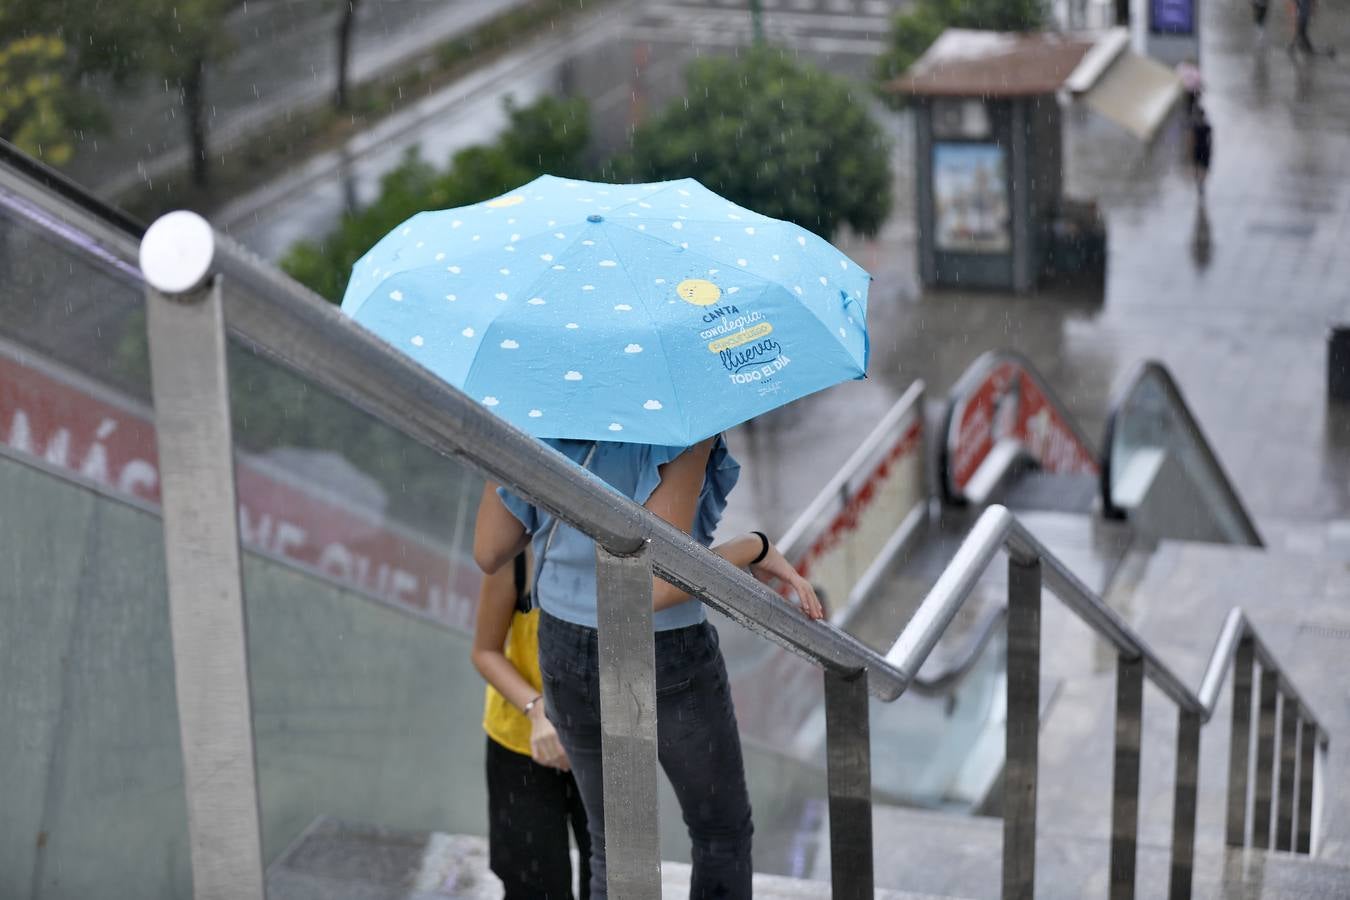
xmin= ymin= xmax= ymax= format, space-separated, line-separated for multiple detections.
xmin=139 ymin=210 xmax=215 ymax=295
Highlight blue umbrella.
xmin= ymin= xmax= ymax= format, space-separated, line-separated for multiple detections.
xmin=341 ymin=175 xmax=870 ymax=445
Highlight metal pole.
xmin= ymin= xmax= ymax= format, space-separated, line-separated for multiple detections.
xmin=141 ymin=212 xmax=265 ymax=900
xmin=1296 ymin=722 xmax=1316 ymax=854
xmin=595 ymin=542 xmax=661 ymax=900
xmin=1004 ymin=556 xmax=1041 ymax=900
xmin=824 ymin=670 xmax=873 ymax=900
xmin=1168 ymin=710 xmax=1201 ymax=900
xmin=1251 ymin=668 xmax=1279 ymax=849
xmin=1224 ymin=638 xmax=1254 ymax=848
xmin=1109 ymin=655 xmax=1144 ymax=900
xmin=1276 ymin=696 xmax=1299 ymax=851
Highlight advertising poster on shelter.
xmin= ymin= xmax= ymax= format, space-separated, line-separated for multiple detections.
xmin=933 ymin=142 xmax=1010 ymax=254
xmin=1150 ymin=0 xmax=1194 ymax=34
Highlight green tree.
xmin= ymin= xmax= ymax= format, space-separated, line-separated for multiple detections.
xmin=282 ymin=94 xmax=590 ymax=302
xmin=875 ymin=0 xmax=1045 ymax=97
xmin=0 ymin=0 xmax=237 ymax=182
xmin=0 ymin=0 xmax=147 ymax=164
xmin=0 ymin=35 xmax=77 ymax=164
xmin=616 ymin=48 xmax=891 ymax=240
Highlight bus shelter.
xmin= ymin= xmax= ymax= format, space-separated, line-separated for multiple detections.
xmin=888 ymin=29 xmax=1180 ymax=294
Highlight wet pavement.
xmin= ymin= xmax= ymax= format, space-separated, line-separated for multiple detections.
xmin=220 ymin=0 xmax=1350 ymax=537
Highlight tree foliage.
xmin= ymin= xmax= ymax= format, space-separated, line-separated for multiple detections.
xmin=0 ymin=35 xmax=78 ymax=163
xmin=875 ymin=0 xmax=1045 ymax=97
xmin=0 ymin=0 xmax=143 ymax=163
xmin=282 ymin=94 xmax=590 ymax=302
xmin=615 ymin=48 xmax=891 ymax=240
xmin=0 ymin=0 xmax=236 ymax=178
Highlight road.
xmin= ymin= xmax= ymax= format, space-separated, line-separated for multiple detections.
xmin=64 ymin=0 xmax=534 ymax=199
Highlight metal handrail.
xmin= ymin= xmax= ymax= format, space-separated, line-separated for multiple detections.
xmin=1100 ymin=359 xmax=1264 ymax=546
xmin=886 ymin=505 xmax=1325 ymax=732
xmin=0 ymin=138 xmax=145 ymax=238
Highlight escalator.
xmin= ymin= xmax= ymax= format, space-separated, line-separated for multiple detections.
xmin=773 ymin=349 xmax=1264 ymax=811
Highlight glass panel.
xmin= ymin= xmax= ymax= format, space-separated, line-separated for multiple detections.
xmin=1108 ymin=369 xmax=1255 ymax=544
xmin=870 ymin=624 xmax=1007 ymax=808
xmin=0 ymin=179 xmax=188 ymax=899
xmin=220 ymin=332 xmax=490 ymax=862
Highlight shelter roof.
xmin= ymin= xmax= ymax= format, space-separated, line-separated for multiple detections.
xmin=886 ymin=29 xmax=1095 ymax=97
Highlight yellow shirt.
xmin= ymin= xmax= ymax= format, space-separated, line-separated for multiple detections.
xmin=482 ymin=607 xmax=541 ymax=757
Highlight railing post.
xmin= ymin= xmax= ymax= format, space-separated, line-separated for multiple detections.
xmin=141 ymin=212 xmax=265 ymax=900
xmin=1225 ymin=637 xmax=1255 ymax=847
xmin=595 ymin=541 xmax=661 ymax=900
xmin=1251 ymin=667 xmax=1279 ymax=849
xmin=1004 ymin=556 xmax=1041 ymax=900
xmin=1109 ymin=655 xmax=1144 ymax=900
xmin=1296 ymin=722 xmax=1316 ymax=854
xmin=1168 ymin=710 xmax=1201 ymax=900
xmin=824 ymin=670 xmax=873 ymax=900
xmin=1276 ymin=696 xmax=1299 ymax=851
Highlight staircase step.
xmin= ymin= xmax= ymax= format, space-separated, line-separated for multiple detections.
xmin=265 ymin=816 xmax=965 ymax=899
xmin=1000 ymin=470 xmax=1099 ymax=514
xmin=813 ymin=805 xmax=1350 ymax=898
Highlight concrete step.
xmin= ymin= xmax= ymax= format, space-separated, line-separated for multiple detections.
xmin=1034 ymin=542 xmax=1350 ymax=862
xmin=813 ymin=804 xmax=1350 ymax=899
xmin=265 ymin=816 xmax=960 ymax=899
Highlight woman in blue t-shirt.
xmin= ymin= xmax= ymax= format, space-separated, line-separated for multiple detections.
xmin=472 ymin=434 xmax=821 ymax=900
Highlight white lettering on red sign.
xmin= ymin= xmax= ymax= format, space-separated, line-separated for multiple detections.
xmin=948 ymin=360 xmax=1097 ymax=495
xmin=0 ymin=348 xmax=480 ymax=630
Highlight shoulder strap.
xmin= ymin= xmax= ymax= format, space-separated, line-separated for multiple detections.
xmin=529 ymin=442 xmax=598 ymax=609
xmin=512 ymin=551 xmax=529 ymax=614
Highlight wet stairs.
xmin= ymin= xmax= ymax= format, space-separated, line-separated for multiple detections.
xmin=264 ymin=817 xmax=952 ymax=899
xmin=267 ymin=542 xmax=1350 ymax=899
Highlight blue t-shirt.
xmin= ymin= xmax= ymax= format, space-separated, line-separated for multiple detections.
xmin=498 ymin=436 xmax=740 ymax=631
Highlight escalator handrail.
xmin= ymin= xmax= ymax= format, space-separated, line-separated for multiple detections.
xmin=939 ymin=348 xmax=1098 ymax=504
xmin=906 ymin=604 xmax=1006 ymax=697
xmin=1100 ymin=359 xmax=1263 ymax=547
xmin=776 ymin=379 xmax=926 ymax=562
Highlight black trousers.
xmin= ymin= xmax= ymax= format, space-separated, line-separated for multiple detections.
xmin=538 ymin=613 xmax=754 ymax=900
xmin=485 ymin=735 xmax=591 ymax=900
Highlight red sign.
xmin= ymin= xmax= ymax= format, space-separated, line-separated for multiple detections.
xmin=795 ymin=420 xmax=923 ymax=583
xmin=946 ymin=358 xmax=1097 ymax=498
xmin=0 ymin=345 xmax=481 ymax=629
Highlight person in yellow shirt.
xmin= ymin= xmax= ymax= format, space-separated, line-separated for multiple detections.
xmin=472 ymin=550 xmax=590 ymax=899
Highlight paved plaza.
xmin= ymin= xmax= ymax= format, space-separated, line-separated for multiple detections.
xmin=821 ymin=0 xmax=1350 ymax=533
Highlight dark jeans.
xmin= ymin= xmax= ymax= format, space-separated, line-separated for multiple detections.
xmin=485 ymin=735 xmax=592 ymax=900
xmin=538 ymin=612 xmax=754 ymax=900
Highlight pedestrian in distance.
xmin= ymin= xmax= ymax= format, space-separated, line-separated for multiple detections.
xmin=472 ymin=548 xmax=591 ymax=900
xmin=1176 ymin=58 xmax=1203 ymax=118
xmin=1253 ymin=0 xmax=1269 ymax=38
xmin=1190 ymin=104 xmax=1213 ymax=196
xmin=474 ymin=437 xmax=824 ymax=900
xmin=1287 ymin=0 xmax=1331 ymax=57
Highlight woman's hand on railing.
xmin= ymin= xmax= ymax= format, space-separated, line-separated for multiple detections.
xmin=528 ymin=703 xmax=572 ymax=771
xmin=751 ymin=542 xmax=825 ymax=621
